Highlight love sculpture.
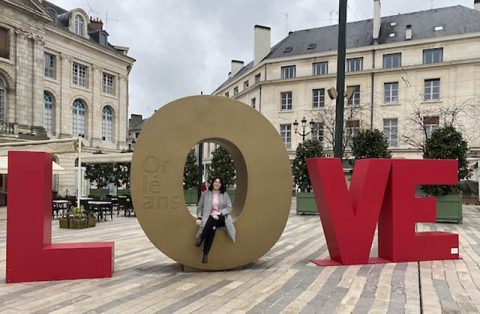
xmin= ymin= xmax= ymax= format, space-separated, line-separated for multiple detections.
xmin=4 ymin=96 xmax=459 ymax=283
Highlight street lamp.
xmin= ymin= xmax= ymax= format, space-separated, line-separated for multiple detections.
xmin=293 ymin=117 xmax=316 ymax=142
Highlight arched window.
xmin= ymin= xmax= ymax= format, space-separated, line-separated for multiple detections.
xmin=102 ymin=106 xmax=113 ymax=141
xmin=74 ymin=15 xmax=85 ymax=36
xmin=0 ymin=79 xmax=5 ymax=121
xmin=44 ymin=91 xmax=55 ymax=135
xmin=72 ymin=99 xmax=86 ymax=137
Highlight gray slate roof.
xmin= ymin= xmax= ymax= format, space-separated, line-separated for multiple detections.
xmin=215 ymin=5 xmax=480 ymax=93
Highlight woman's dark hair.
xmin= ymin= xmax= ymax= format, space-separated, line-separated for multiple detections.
xmin=208 ymin=176 xmax=226 ymax=193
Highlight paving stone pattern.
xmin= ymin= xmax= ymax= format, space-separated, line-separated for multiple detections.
xmin=0 ymin=204 xmax=480 ymax=313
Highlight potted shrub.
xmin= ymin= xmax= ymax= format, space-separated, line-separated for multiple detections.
xmin=351 ymin=129 xmax=392 ymax=160
xmin=69 ymin=207 xmax=88 ymax=229
xmin=292 ymin=139 xmax=324 ymax=214
xmin=87 ymin=212 xmax=97 ymax=228
xmin=423 ymin=125 xmax=470 ymax=223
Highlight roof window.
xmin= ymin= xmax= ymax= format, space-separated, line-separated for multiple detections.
xmin=390 ymin=22 xmax=397 ymax=27
xmin=307 ymin=43 xmax=316 ymax=50
xmin=389 ymin=33 xmax=395 ymax=38
xmin=434 ymin=26 xmax=444 ymax=31
xmin=283 ymin=46 xmax=292 ymax=53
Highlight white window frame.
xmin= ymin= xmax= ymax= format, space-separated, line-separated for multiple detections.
xmin=44 ymin=91 xmax=55 ymax=136
xmin=281 ymin=65 xmax=296 ymax=79
xmin=0 ymin=79 xmax=5 ymax=121
xmin=311 ymin=122 xmax=324 ymax=146
xmin=424 ymin=116 xmax=440 ymax=139
xmin=72 ymin=62 xmax=88 ymax=88
xmin=102 ymin=106 xmax=113 ymax=142
xmin=346 ymin=120 xmax=360 ymax=147
xmin=312 ymin=62 xmax=328 ymax=76
xmin=347 ymin=85 xmax=361 ymax=106
xmin=384 ymin=82 xmax=399 ymax=104
xmin=312 ymin=88 xmax=325 ymax=108
xmin=44 ymin=53 xmax=56 ymax=79
xmin=424 ymin=79 xmax=440 ymax=101
xmin=347 ymin=58 xmax=363 ymax=72
xmin=102 ymin=73 xmax=115 ymax=95
xmin=74 ymin=15 xmax=85 ymax=36
xmin=281 ymin=91 xmax=293 ymax=111
xmin=72 ymin=99 xmax=86 ymax=137
xmin=423 ymin=48 xmax=443 ymax=64
xmin=280 ymin=124 xmax=292 ymax=149
xmin=383 ymin=53 xmax=401 ymax=68
xmin=383 ymin=118 xmax=398 ymax=147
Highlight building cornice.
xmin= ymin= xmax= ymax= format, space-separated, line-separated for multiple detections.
xmin=216 ymin=31 xmax=480 ymax=94
xmin=3 ymin=0 xmax=52 ymax=23
xmin=45 ymin=25 xmax=136 ymax=65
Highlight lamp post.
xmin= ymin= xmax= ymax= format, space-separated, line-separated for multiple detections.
xmin=293 ymin=117 xmax=316 ymax=142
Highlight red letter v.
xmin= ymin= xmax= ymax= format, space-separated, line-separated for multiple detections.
xmin=306 ymin=158 xmax=391 ymax=265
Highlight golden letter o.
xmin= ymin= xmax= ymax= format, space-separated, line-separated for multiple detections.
xmin=131 ymin=96 xmax=292 ymax=270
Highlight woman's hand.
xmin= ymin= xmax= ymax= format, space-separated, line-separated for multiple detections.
xmin=212 ymin=214 xmax=219 ymax=220
xmin=196 ymin=218 xmax=202 ymax=226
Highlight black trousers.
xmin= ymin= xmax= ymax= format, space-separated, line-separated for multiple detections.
xmin=201 ymin=215 xmax=225 ymax=255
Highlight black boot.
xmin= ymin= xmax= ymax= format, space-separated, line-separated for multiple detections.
xmin=202 ymin=253 xmax=208 ymax=264
xmin=194 ymin=237 xmax=203 ymax=247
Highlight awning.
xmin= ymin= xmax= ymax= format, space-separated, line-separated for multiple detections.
xmin=0 ymin=156 xmax=66 ymax=174
xmin=81 ymin=152 xmax=133 ymax=164
xmin=0 ymin=138 xmax=81 ymax=156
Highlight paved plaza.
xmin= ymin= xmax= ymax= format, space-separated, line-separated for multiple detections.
xmin=0 ymin=202 xmax=480 ymax=313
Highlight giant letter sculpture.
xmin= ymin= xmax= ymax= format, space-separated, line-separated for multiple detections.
xmin=6 ymin=151 xmax=114 ymax=283
xmin=307 ymin=158 xmax=460 ymax=266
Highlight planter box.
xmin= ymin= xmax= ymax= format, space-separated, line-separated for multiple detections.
xmin=462 ymin=195 xmax=478 ymax=205
xmin=59 ymin=218 xmax=70 ymax=229
xmin=70 ymin=218 xmax=88 ymax=229
xmin=87 ymin=216 xmax=96 ymax=228
xmin=436 ymin=194 xmax=462 ymax=223
xmin=184 ymin=189 xmax=198 ymax=205
xmin=296 ymin=192 xmax=318 ymax=215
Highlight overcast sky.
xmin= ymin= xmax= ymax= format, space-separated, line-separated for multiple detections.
xmin=48 ymin=0 xmax=474 ymax=118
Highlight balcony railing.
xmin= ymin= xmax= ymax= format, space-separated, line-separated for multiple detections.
xmin=0 ymin=121 xmax=18 ymax=135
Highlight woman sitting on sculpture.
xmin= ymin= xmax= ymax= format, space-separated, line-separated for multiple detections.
xmin=195 ymin=176 xmax=236 ymax=264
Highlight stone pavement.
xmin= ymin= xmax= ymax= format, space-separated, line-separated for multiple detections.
xmin=0 ymin=203 xmax=480 ymax=313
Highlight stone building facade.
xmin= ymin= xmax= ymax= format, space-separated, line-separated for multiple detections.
xmin=213 ymin=2 xmax=480 ymax=163
xmin=0 ymin=0 xmax=135 ymax=195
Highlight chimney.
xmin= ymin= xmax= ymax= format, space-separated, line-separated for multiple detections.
xmin=405 ymin=24 xmax=412 ymax=40
xmin=230 ymin=60 xmax=244 ymax=78
xmin=129 ymin=114 xmax=143 ymax=128
xmin=475 ymin=0 xmax=480 ymax=11
xmin=373 ymin=0 xmax=381 ymax=43
xmin=89 ymin=17 xmax=103 ymax=32
xmin=254 ymin=25 xmax=271 ymax=66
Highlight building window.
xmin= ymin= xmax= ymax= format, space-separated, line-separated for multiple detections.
xmin=383 ymin=53 xmax=401 ymax=68
xmin=72 ymin=99 xmax=86 ymax=137
xmin=313 ymin=62 xmax=328 ymax=76
xmin=0 ymin=27 xmax=9 ymax=59
xmin=281 ymin=65 xmax=296 ymax=79
xmin=384 ymin=82 xmax=399 ymax=103
xmin=225 ymin=92 xmax=229 ymax=98
xmin=251 ymin=98 xmax=256 ymax=109
xmin=424 ymin=79 xmax=440 ymax=101
xmin=281 ymin=92 xmax=293 ymax=111
xmin=423 ymin=48 xmax=443 ymax=64
xmin=72 ymin=62 xmax=88 ymax=88
xmin=244 ymin=80 xmax=249 ymax=89
xmin=44 ymin=91 xmax=55 ymax=136
xmin=233 ymin=86 xmax=239 ymax=95
xmin=0 ymin=79 xmax=5 ymax=121
xmin=423 ymin=116 xmax=439 ymax=139
xmin=102 ymin=106 xmax=113 ymax=142
xmin=347 ymin=58 xmax=363 ymax=72
xmin=280 ymin=124 xmax=291 ymax=149
xmin=74 ymin=15 xmax=85 ymax=36
xmin=347 ymin=85 xmax=361 ymax=106
xmin=255 ymin=73 xmax=261 ymax=83
xmin=102 ymin=73 xmax=115 ymax=95
xmin=44 ymin=53 xmax=56 ymax=79
xmin=312 ymin=89 xmax=325 ymax=108
xmin=346 ymin=120 xmax=360 ymax=147
xmin=383 ymin=119 xmax=398 ymax=147
xmin=311 ymin=122 xmax=324 ymax=146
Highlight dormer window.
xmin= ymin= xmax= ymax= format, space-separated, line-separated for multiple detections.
xmin=74 ymin=15 xmax=85 ymax=36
